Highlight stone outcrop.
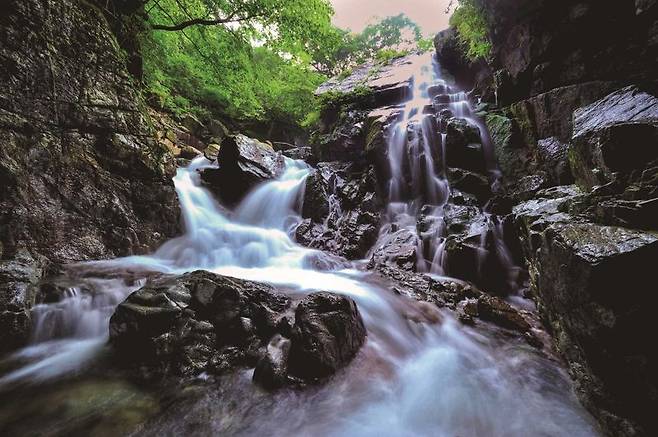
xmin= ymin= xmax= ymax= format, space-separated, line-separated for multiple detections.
xmin=0 ymin=0 xmax=181 ymax=353
xmin=570 ymin=86 xmax=658 ymax=190
xmin=295 ymin=162 xmax=382 ymax=259
xmin=201 ymin=134 xmax=285 ymax=204
xmin=312 ymin=55 xmax=417 ymax=164
xmin=110 ymin=271 xmax=366 ymax=385
xmin=474 ymin=0 xmax=657 ymax=105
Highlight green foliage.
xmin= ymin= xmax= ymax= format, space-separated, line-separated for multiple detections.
xmin=357 ymin=14 xmax=422 ymax=58
xmin=142 ymin=0 xmax=333 ymax=127
xmin=416 ymin=37 xmax=435 ymax=53
xmin=317 ymin=85 xmax=375 ymax=111
xmin=311 ymin=14 xmax=427 ymax=79
xmin=374 ymin=48 xmax=409 ymax=64
xmin=449 ymin=0 xmax=492 ymax=60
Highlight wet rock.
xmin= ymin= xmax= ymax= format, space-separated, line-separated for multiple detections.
xmin=179 ymin=145 xmax=203 ymax=160
xmin=513 ymin=185 xmax=584 ymax=257
xmin=476 ymin=294 xmax=531 ymax=333
xmin=313 ymin=109 xmax=369 ymax=163
xmin=253 ymin=335 xmax=291 ymax=389
xmin=110 ymin=272 xmax=367 ymax=387
xmin=204 ymin=143 xmax=221 ymax=161
xmin=282 ymin=146 xmax=312 ymax=161
xmin=447 ymin=168 xmax=492 ymax=204
xmin=296 ymin=163 xmax=382 ymax=259
xmin=433 ymin=28 xmax=493 ymax=96
xmin=484 ymin=112 xmax=536 ymax=185
xmin=0 ymin=0 xmax=182 ymax=352
xmin=0 ymin=251 xmax=46 ymax=354
xmin=570 ymin=86 xmax=658 ymax=190
xmin=368 ymin=228 xmax=420 ymax=271
xmin=201 ymin=134 xmax=285 ymax=204
xmin=364 ymin=105 xmax=405 ymax=181
xmin=288 ymin=292 xmax=366 ymax=382
xmin=534 ymin=223 xmax=658 ymax=435
xmin=445 ymin=118 xmax=485 ymax=174
xmin=109 ymin=271 xmax=291 ymax=380
xmin=537 ymin=137 xmax=573 ymax=185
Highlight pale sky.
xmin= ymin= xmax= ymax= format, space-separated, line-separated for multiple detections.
xmin=330 ymin=0 xmax=454 ymax=36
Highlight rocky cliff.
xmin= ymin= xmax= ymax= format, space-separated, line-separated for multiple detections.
xmin=0 ymin=0 xmax=180 ymax=353
xmin=435 ymin=1 xmax=658 ymax=435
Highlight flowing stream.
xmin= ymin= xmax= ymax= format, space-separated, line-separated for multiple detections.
xmin=0 ymin=54 xmax=599 ymax=436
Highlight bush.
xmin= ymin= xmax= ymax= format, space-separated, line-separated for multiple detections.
xmin=449 ymin=0 xmax=492 ymax=60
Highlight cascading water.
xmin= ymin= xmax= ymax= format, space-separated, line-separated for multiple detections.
xmin=376 ymin=52 xmax=521 ymax=293
xmin=0 ymin=56 xmax=599 ymax=436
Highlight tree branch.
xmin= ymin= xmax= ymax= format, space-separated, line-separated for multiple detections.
xmin=151 ymin=11 xmax=263 ymax=31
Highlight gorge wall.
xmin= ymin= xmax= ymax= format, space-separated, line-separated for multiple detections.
xmin=0 ymin=0 xmax=181 ymax=353
xmin=435 ymin=1 xmax=658 ymax=435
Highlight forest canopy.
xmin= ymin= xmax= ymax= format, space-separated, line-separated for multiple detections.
xmin=141 ymin=0 xmax=433 ymax=130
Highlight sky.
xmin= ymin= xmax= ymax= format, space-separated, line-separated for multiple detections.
xmin=330 ymin=0 xmax=454 ymax=36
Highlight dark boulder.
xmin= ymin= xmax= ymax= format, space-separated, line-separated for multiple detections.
xmin=445 ymin=118 xmax=486 ymax=174
xmin=109 ymin=271 xmax=291 ymax=379
xmin=201 ymin=135 xmax=285 ymax=204
xmin=433 ymin=28 xmax=493 ymax=98
xmin=447 ymin=168 xmax=492 ymax=204
xmin=110 ymin=271 xmax=367 ymax=387
xmin=570 ymin=86 xmax=658 ymax=190
xmin=532 ymin=223 xmax=658 ymax=435
xmin=288 ymin=292 xmax=366 ymax=382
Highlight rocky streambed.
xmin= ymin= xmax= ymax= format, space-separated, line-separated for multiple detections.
xmin=1 ymin=0 xmax=657 ymax=435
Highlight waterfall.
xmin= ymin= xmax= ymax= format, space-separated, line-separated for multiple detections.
xmin=0 ymin=57 xmax=598 ymax=437
xmin=378 ymin=53 xmax=517 ymax=289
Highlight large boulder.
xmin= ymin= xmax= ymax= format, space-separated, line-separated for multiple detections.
xmin=514 ymin=183 xmax=658 ymax=435
xmin=570 ymin=86 xmax=658 ymax=190
xmin=531 ymin=223 xmax=658 ymax=436
xmin=287 ymin=292 xmax=366 ymax=382
xmin=109 ymin=271 xmax=291 ymax=379
xmin=315 ymin=55 xmax=415 ymax=108
xmin=110 ymin=271 xmax=367 ymax=386
xmin=201 ymin=134 xmax=285 ymax=204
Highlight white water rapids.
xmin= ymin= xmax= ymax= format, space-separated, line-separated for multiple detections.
xmin=0 ymin=55 xmax=599 ymax=436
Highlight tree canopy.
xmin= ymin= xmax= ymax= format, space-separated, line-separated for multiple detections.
xmin=141 ymin=1 xmax=432 ymax=131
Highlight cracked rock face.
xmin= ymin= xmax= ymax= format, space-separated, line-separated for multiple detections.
xmin=0 ymin=0 xmax=181 ymax=352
